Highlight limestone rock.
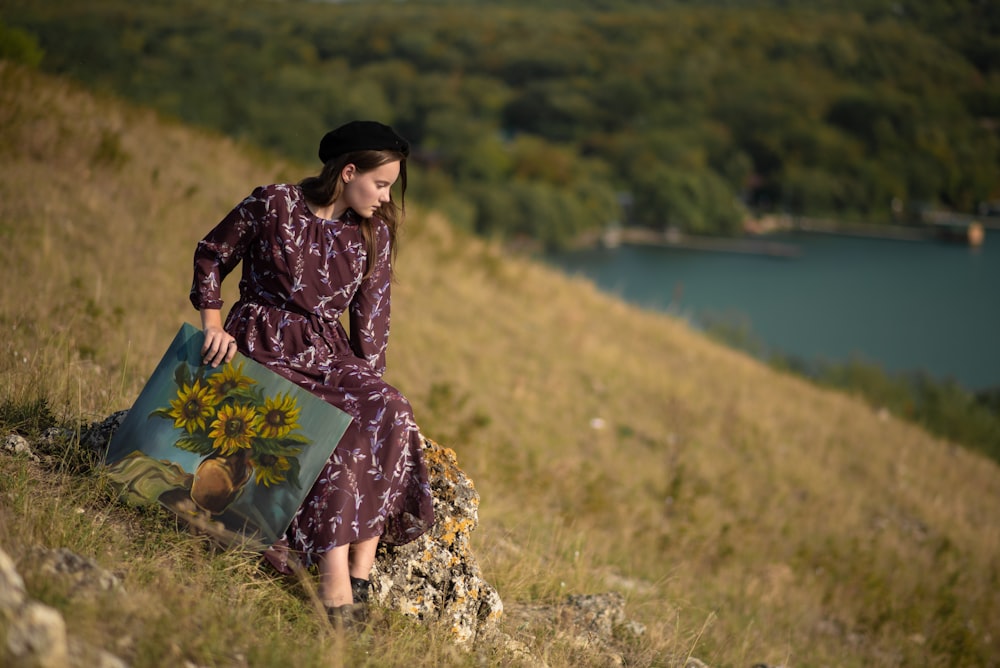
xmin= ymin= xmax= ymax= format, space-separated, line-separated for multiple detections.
xmin=503 ymin=592 xmax=648 ymax=667
xmin=80 ymin=410 xmax=128 ymax=456
xmin=0 ymin=545 xmax=26 ymax=611
xmin=38 ymin=426 xmax=76 ymax=452
xmin=2 ymin=433 xmax=39 ymax=462
xmin=562 ymin=592 xmax=632 ymax=638
xmin=1 ymin=544 xmax=69 ymax=668
xmin=30 ymin=547 xmax=124 ymax=597
xmin=6 ymin=600 xmax=70 ymax=668
xmin=0 ymin=545 xmax=130 ymax=668
xmin=371 ymin=436 xmax=503 ymax=645
xmin=68 ymin=638 xmax=130 ymax=668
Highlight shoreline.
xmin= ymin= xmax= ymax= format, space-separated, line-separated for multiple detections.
xmin=592 ymin=215 xmax=988 ymax=256
xmin=607 ymin=227 xmax=801 ymax=258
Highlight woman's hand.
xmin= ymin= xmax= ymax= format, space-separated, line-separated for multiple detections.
xmin=200 ymin=308 xmax=237 ymax=368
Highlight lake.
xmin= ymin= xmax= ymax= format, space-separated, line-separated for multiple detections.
xmin=546 ymin=231 xmax=1000 ymax=391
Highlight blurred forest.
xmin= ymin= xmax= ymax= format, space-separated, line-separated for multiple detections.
xmin=3 ymin=0 xmax=999 ymax=247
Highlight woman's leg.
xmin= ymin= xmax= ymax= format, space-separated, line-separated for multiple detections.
xmin=347 ymin=535 xmax=380 ymax=604
xmin=348 ymin=535 xmax=380 ymax=580
xmin=319 ymin=544 xmax=352 ymax=607
xmin=320 ymin=536 xmax=380 ymax=607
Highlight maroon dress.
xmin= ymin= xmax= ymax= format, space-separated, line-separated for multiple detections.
xmin=190 ymin=183 xmax=434 ymax=569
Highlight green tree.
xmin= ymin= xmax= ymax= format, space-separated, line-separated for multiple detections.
xmin=0 ymin=19 xmax=43 ymax=66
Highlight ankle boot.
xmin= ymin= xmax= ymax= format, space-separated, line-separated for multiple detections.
xmin=350 ymin=576 xmax=372 ymax=604
xmin=326 ymin=602 xmax=367 ymax=632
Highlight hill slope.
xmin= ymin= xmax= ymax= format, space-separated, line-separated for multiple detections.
xmin=2 ymin=62 xmax=999 ymax=666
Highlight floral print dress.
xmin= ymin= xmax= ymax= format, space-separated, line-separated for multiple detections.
xmin=190 ymin=184 xmax=434 ymax=568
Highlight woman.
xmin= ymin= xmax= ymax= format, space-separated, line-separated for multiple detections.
xmin=189 ymin=120 xmax=435 ymax=623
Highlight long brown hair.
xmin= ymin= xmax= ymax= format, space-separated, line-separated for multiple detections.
xmin=299 ymin=149 xmax=407 ymax=280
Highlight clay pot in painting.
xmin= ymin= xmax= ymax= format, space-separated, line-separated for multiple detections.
xmin=190 ymin=450 xmax=252 ymax=514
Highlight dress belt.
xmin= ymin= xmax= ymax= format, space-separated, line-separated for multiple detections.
xmin=240 ymin=296 xmax=341 ymax=356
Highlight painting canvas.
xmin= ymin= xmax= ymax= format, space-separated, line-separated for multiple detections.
xmin=104 ymin=323 xmax=350 ymax=549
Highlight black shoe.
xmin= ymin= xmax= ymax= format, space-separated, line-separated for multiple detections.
xmin=350 ymin=576 xmax=372 ymax=604
xmin=326 ymin=602 xmax=368 ymax=633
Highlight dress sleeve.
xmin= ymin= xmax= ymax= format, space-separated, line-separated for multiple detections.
xmin=349 ymin=219 xmax=392 ymax=376
xmin=189 ymin=187 xmax=268 ymax=311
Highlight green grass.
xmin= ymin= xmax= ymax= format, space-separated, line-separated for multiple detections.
xmin=0 ymin=448 xmax=484 ymax=667
xmin=703 ymin=315 xmax=1000 ymax=464
xmin=2 ymin=61 xmax=999 ymax=666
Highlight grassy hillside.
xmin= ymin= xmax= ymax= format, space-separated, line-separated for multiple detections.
xmin=2 ymin=62 xmax=1000 ymax=666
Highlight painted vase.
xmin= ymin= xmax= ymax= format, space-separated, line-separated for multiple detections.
xmin=190 ymin=450 xmax=252 ymax=514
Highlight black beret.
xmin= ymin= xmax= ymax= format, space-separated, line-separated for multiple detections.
xmin=318 ymin=120 xmax=410 ymax=163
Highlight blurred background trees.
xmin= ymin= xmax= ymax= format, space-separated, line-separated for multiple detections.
xmin=4 ymin=0 xmax=998 ymax=247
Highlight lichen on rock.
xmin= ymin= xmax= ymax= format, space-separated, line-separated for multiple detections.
xmin=371 ymin=436 xmax=503 ymax=645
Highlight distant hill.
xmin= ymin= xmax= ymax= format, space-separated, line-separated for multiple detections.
xmin=4 ymin=0 xmax=998 ymax=248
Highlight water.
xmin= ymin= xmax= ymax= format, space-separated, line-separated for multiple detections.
xmin=547 ymin=232 xmax=1000 ymax=390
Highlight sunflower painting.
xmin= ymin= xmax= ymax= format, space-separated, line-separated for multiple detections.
xmin=104 ymin=324 xmax=350 ymax=548
xmin=258 ymin=393 xmax=301 ymax=439
xmin=167 ymin=379 xmax=217 ymax=433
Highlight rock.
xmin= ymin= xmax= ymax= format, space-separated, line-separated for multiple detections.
xmin=1 ymin=543 xmax=69 ymax=668
xmin=2 ymin=433 xmax=39 ymax=462
xmin=0 ymin=545 xmax=130 ymax=668
xmin=38 ymin=426 xmax=75 ymax=453
xmin=502 ymin=592 xmax=648 ymax=666
xmin=618 ymin=619 xmax=647 ymax=640
xmin=562 ymin=592 xmax=630 ymax=638
xmin=561 ymin=592 xmax=647 ymax=641
xmin=30 ymin=547 xmax=124 ymax=597
xmin=0 ymin=545 xmax=27 ymax=611
xmin=490 ymin=634 xmax=546 ymax=667
xmin=68 ymin=638 xmax=130 ymax=668
xmin=371 ymin=436 xmax=503 ymax=645
xmin=6 ymin=600 xmax=70 ymax=668
xmin=79 ymin=410 xmax=128 ymax=456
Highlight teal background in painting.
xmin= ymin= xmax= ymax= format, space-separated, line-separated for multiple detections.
xmin=105 ymin=323 xmax=352 ymax=544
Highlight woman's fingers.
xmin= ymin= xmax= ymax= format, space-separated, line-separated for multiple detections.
xmin=202 ymin=330 xmax=237 ymax=367
xmin=203 ymin=338 xmax=223 ymax=367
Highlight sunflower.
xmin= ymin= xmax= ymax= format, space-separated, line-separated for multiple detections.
xmin=258 ymin=392 xmax=302 ymax=439
xmin=167 ymin=380 xmax=217 ymax=434
xmin=251 ymin=453 xmax=292 ymax=487
xmin=206 ymin=360 xmax=256 ymax=398
xmin=208 ymin=403 xmax=261 ymax=455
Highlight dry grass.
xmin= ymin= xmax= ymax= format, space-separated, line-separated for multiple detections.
xmin=2 ymin=61 xmax=999 ymax=666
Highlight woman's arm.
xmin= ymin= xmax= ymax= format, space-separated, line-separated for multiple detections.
xmin=349 ymin=220 xmax=392 ymax=376
xmin=190 ymin=187 xmax=268 ymax=367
